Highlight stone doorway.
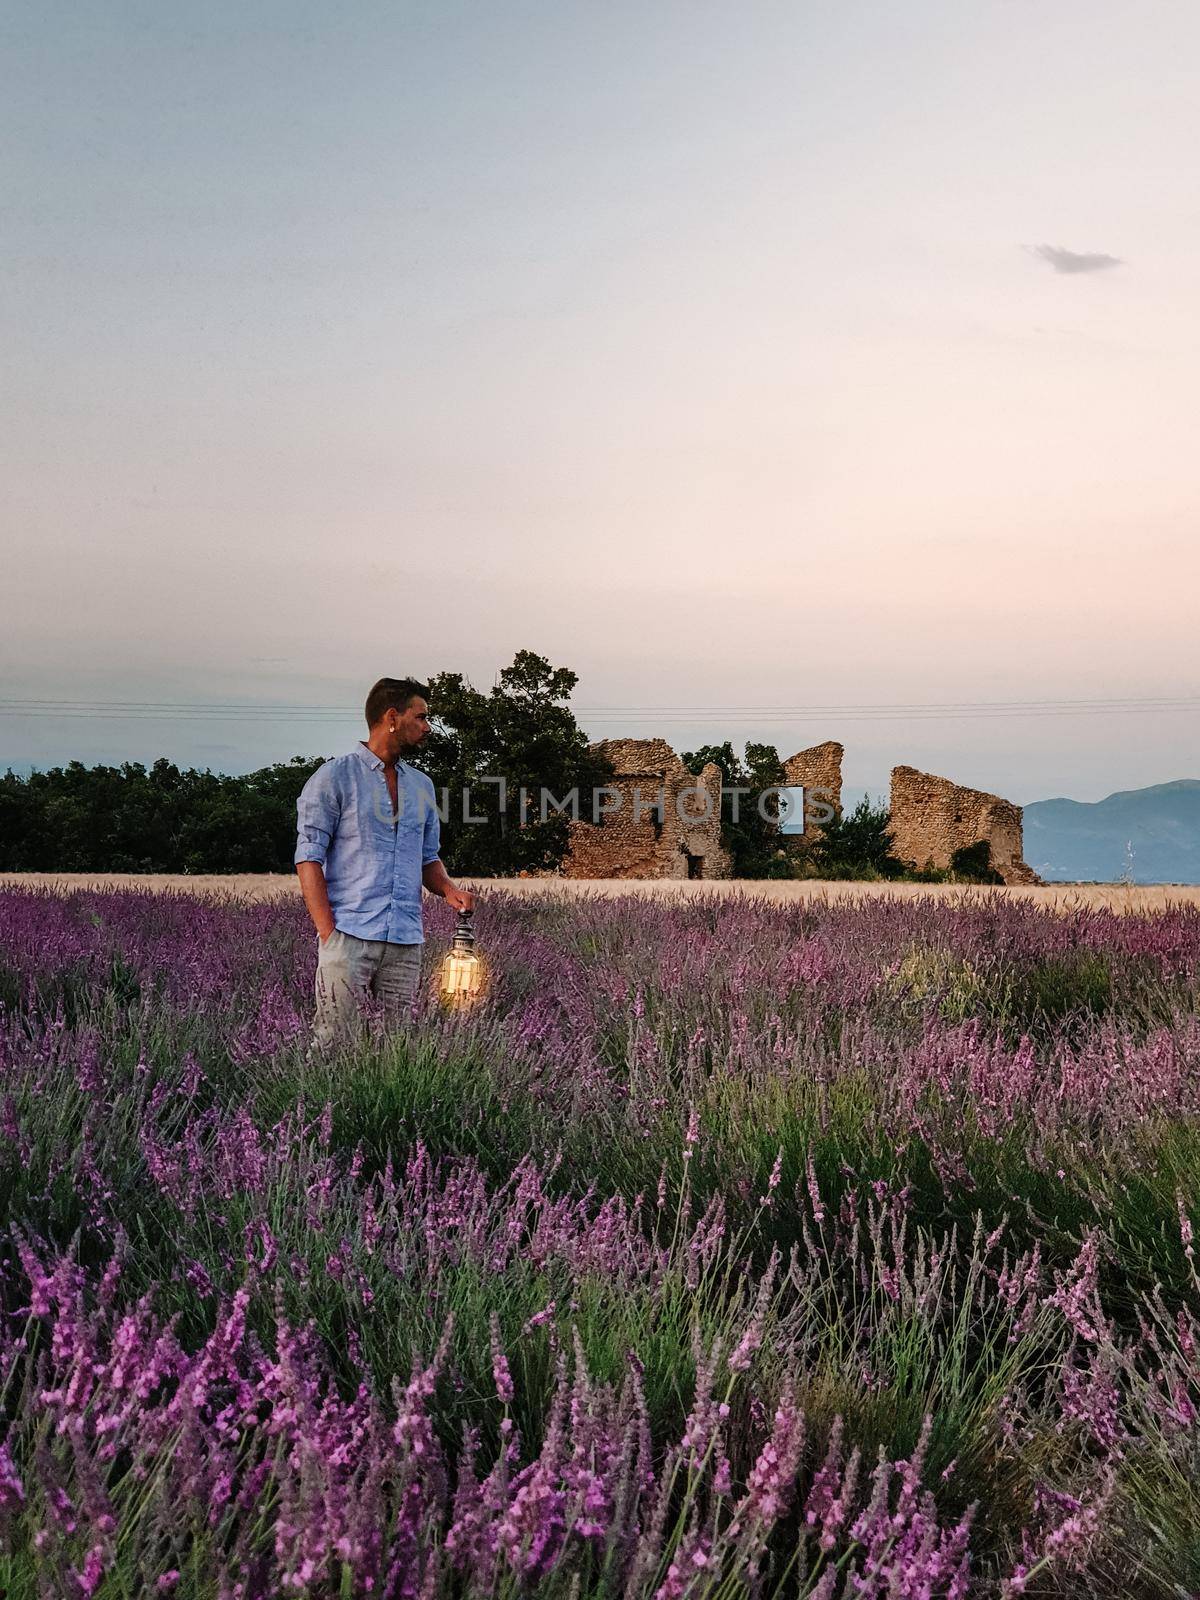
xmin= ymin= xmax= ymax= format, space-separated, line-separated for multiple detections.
xmin=685 ymin=852 xmax=704 ymax=880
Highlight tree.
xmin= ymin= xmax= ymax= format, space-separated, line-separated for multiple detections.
xmin=812 ymin=795 xmax=908 ymax=879
xmin=412 ymin=650 xmax=613 ymax=876
xmin=679 ymin=741 xmax=790 ymax=878
xmin=0 ymin=755 xmax=326 ymax=872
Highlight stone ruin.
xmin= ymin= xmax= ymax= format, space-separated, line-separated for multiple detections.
xmin=561 ymin=735 xmax=1040 ymax=884
xmin=562 ymin=738 xmax=733 ymax=880
xmin=782 ymin=741 xmax=844 ymax=854
xmin=888 ymin=765 xmax=1040 ymax=885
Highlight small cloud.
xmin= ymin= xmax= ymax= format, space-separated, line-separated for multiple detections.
xmin=1033 ymin=244 xmax=1123 ymax=275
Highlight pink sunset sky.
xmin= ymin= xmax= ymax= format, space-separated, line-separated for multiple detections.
xmin=3 ymin=1 xmax=1198 ymax=803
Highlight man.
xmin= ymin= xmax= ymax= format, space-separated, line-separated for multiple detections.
xmin=295 ymin=676 xmax=473 ymax=1051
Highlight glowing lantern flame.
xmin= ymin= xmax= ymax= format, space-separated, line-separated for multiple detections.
xmin=438 ymin=908 xmax=485 ymax=1006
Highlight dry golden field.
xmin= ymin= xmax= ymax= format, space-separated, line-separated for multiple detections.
xmin=2 ymin=872 xmax=1198 ymax=913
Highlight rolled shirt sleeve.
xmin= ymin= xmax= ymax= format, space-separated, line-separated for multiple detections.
xmin=421 ymin=777 xmax=441 ymax=866
xmin=295 ymin=765 xmax=340 ymax=867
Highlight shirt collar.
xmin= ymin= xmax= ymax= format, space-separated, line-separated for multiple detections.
xmin=350 ymin=740 xmax=385 ymax=771
xmin=350 ymin=741 xmax=408 ymax=776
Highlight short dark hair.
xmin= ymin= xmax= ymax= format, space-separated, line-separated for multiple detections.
xmin=365 ymin=677 xmax=429 ymax=728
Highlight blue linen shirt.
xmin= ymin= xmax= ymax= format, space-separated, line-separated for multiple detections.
xmin=294 ymin=742 xmax=442 ymax=944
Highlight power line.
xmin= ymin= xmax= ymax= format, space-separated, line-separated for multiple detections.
xmin=1 ymin=694 xmax=1198 ymax=711
xmin=1 ymin=693 xmax=1198 ymax=725
xmin=2 ymin=693 xmax=1198 ymax=712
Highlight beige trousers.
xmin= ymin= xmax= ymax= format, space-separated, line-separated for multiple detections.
xmin=311 ymin=928 xmax=422 ymax=1052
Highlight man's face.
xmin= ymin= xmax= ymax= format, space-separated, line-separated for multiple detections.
xmin=387 ymin=696 xmax=431 ymax=751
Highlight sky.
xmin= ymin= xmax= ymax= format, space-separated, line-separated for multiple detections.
xmin=3 ymin=0 xmax=1198 ymax=805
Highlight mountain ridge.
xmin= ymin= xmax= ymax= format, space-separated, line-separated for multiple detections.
xmin=1023 ymin=779 xmax=1200 ymax=884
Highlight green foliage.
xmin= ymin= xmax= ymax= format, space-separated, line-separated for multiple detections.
xmin=679 ymin=740 xmax=789 ymax=878
xmin=412 ymin=650 xmax=614 ymax=876
xmin=0 ymin=755 xmax=326 ymax=873
xmin=810 ymin=795 xmax=908 ymax=880
xmin=1002 ymin=949 xmax=1115 ymax=1029
xmin=887 ymin=944 xmax=991 ymax=1024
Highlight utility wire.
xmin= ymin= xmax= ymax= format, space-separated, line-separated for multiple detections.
xmin=0 ymin=693 xmax=1198 ymax=725
xmin=1 ymin=694 xmax=1198 ymax=711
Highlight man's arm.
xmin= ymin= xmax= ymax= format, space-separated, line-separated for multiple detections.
xmin=422 ymin=858 xmax=473 ymax=912
xmin=418 ymin=778 xmax=472 ymax=911
xmin=295 ymin=765 xmax=340 ymax=940
xmin=297 ymin=860 xmax=337 ymax=941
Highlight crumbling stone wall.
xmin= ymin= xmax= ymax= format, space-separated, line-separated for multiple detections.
xmin=889 ymin=766 xmax=1041 ymax=885
xmin=781 ymin=741 xmax=843 ymax=850
xmin=559 ymin=736 xmax=1039 ymax=884
xmin=563 ymin=738 xmax=732 ymax=880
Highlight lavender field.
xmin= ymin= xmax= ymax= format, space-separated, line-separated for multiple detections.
xmin=2 ymin=886 xmax=1200 ymax=1597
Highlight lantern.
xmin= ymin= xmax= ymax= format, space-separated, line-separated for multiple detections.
xmin=438 ymin=907 xmax=486 ymax=1005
